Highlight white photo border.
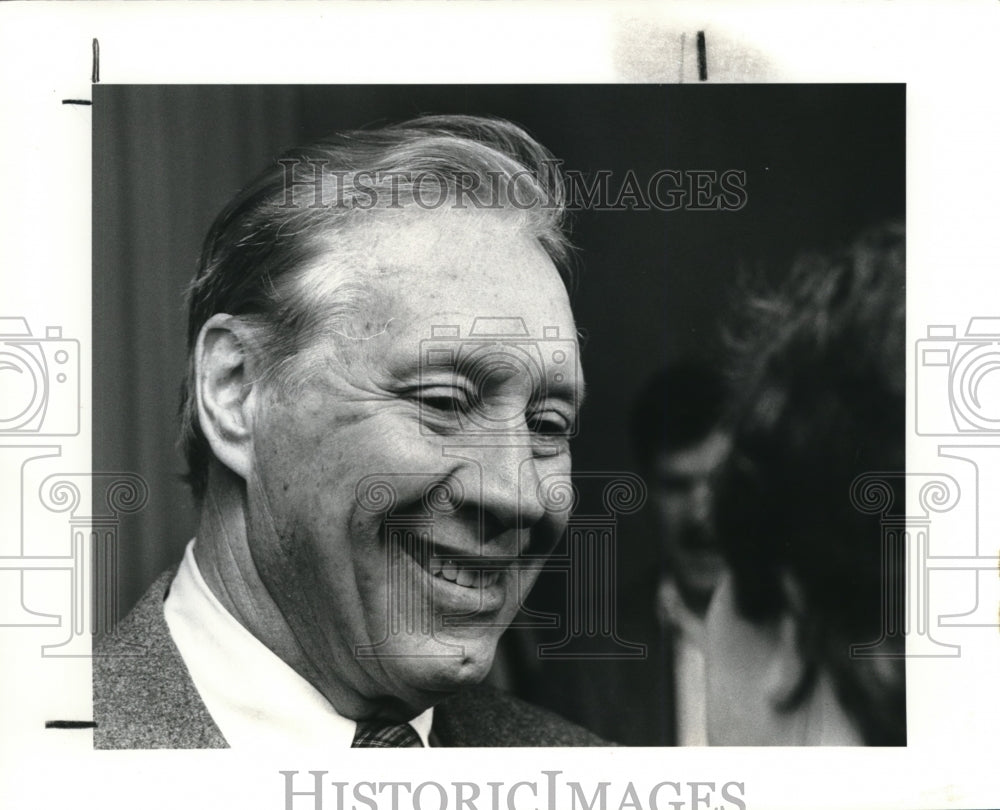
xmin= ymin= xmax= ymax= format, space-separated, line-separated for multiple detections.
xmin=1 ymin=3 xmax=998 ymax=809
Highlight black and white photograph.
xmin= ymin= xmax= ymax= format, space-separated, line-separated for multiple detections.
xmin=91 ymin=84 xmax=905 ymax=751
xmin=1 ymin=4 xmax=998 ymax=810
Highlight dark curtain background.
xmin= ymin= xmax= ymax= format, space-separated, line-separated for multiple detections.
xmin=93 ymin=84 xmax=904 ymax=743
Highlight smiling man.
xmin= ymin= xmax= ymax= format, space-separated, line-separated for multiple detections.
xmin=94 ymin=116 xmax=602 ymax=748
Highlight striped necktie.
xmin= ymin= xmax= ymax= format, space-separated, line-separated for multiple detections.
xmin=351 ymin=720 xmax=424 ymax=748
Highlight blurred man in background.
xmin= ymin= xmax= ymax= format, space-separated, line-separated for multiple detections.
xmin=629 ymin=362 xmax=729 ymax=745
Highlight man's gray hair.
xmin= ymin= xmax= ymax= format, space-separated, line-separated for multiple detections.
xmin=179 ymin=115 xmax=572 ymax=501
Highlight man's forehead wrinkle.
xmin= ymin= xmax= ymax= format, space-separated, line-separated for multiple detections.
xmin=292 ymin=245 xmax=399 ymax=341
xmin=359 ymin=207 xmax=536 ymax=265
xmin=355 ymin=215 xmax=558 ymax=291
xmin=292 ymin=213 xmax=576 ymax=389
xmin=359 ymin=213 xmax=465 ymax=269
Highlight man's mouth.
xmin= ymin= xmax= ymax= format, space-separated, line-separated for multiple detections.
xmin=388 ymin=529 xmax=547 ymax=616
xmin=430 ymin=558 xmax=501 ymax=588
xmin=398 ymin=535 xmax=514 ymax=590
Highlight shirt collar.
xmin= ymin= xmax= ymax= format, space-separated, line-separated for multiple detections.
xmin=657 ymin=576 xmax=708 ymax=647
xmin=163 ymin=539 xmax=433 ymax=749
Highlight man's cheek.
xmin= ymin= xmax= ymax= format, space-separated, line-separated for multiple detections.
xmin=347 ymin=500 xmax=391 ymax=551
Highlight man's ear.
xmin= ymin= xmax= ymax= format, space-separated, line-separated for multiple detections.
xmin=195 ymin=314 xmax=260 ymax=482
xmin=762 ymin=573 xmax=811 ymax=710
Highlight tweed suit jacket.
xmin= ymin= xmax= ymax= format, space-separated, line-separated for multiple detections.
xmin=94 ymin=569 xmax=604 ymax=748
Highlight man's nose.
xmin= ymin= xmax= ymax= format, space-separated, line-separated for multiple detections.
xmin=445 ymin=442 xmax=548 ymax=532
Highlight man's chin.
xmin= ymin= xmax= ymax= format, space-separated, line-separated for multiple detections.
xmin=380 ymin=636 xmax=497 ymax=707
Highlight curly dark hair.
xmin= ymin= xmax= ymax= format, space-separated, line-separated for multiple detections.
xmin=629 ymin=361 xmax=727 ymax=470
xmin=714 ymin=221 xmax=906 ymax=745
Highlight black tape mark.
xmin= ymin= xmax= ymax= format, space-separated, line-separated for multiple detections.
xmin=696 ymin=31 xmax=708 ymax=81
xmin=61 ymin=39 xmax=99 ymax=105
xmin=45 ymin=720 xmax=97 ymax=729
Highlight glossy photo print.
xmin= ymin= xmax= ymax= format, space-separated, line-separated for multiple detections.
xmin=90 ymin=84 xmax=905 ymax=750
xmin=3 ymin=6 xmax=999 ymax=810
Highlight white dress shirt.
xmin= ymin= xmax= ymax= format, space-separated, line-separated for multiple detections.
xmin=163 ymin=539 xmax=433 ymax=749
xmin=657 ymin=577 xmax=709 ymax=747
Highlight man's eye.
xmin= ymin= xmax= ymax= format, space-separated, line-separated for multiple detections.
xmin=527 ymin=411 xmax=571 ymax=437
xmin=418 ymin=389 xmax=470 ymax=413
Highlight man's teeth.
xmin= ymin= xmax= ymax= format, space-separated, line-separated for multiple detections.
xmin=430 ymin=559 xmax=500 ymax=588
